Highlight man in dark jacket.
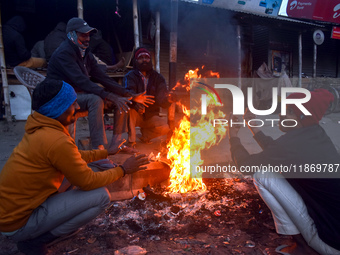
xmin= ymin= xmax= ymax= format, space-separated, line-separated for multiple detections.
xmin=3 ymin=16 xmax=46 ymax=68
xmin=111 ymin=47 xmax=174 ymax=148
xmin=229 ymin=89 xmax=340 ymax=255
xmin=47 ymin=18 xmax=153 ymax=150
xmin=44 ymin=22 xmax=67 ymax=62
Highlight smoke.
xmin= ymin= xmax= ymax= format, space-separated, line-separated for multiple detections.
xmin=149 ymin=1 xmax=241 ymax=77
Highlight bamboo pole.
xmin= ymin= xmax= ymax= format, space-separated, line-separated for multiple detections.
xmin=313 ymin=43 xmax=317 ymax=78
xmin=133 ymin=0 xmax=140 ymax=48
xmin=237 ymin=24 xmax=242 ymax=89
xmin=0 ymin=8 xmax=12 ymax=122
xmin=155 ymin=10 xmax=160 ymax=73
xmin=77 ymin=0 xmax=84 ymax=19
xmin=298 ymin=32 xmax=302 ymax=87
xmin=168 ymin=0 xmax=178 ymax=131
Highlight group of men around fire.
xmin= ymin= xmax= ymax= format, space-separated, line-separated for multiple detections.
xmin=0 ymin=17 xmax=340 ymax=255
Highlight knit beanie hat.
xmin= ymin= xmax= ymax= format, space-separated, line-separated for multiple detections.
xmin=287 ymin=88 xmax=334 ymax=127
xmin=134 ymin=48 xmax=151 ymax=60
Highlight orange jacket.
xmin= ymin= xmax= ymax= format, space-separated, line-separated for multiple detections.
xmin=0 ymin=112 xmax=123 ymax=232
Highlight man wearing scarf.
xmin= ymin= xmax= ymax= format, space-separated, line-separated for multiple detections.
xmin=47 ymin=18 xmax=154 ymax=151
xmin=0 ymin=79 xmax=149 ymax=255
xmin=111 ymin=47 xmax=175 ymax=149
xmin=229 ymin=89 xmax=340 ymax=255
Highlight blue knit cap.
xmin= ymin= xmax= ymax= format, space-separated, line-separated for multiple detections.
xmin=37 ymin=81 xmax=77 ymax=119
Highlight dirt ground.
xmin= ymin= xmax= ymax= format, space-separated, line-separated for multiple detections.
xmin=0 ymin=117 xmax=299 ymax=255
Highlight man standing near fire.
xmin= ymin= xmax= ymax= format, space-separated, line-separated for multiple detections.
xmin=111 ymin=47 xmax=175 ymax=149
xmin=228 ymin=89 xmax=340 ymax=255
xmin=47 ymin=17 xmax=154 ymax=151
xmin=0 ymin=79 xmax=149 ymax=255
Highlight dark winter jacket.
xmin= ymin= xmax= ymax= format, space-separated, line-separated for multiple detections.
xmin=230 ymin=125 xmax=340 ymax=250
xmin=47 ymin=39 xmax=129 ymax=99
xmin=123 ymin=69 xmax=171 ymax=120
xmin=89 ymin=32 xmax=114 ymax=65
xmin=3 ymin=16 xmax=31 ymax=67
xmin=44 ymin=22 xmax=67 ymax=61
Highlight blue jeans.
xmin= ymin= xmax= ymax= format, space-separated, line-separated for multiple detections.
xmin=9 ymin=188 xmax=110 ymax=241
xmin=253 ymin=171 xmax=340 ymax=255
xmin=77 ymin=93 xmax=107 ymax=148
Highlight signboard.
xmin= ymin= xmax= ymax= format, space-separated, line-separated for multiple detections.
xmin=331 ymin=26 xmax=340 ymax=39
xmin=279 ymin=0 xmax=340 ymax=24
xmin=185 ymin=0 xmax=283 ymax=16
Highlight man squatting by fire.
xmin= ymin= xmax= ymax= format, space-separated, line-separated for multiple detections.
xmin=0 ymin=79 xmax=149 ymax=255
xmin=228 ymin=88 xmax=340 ymax=255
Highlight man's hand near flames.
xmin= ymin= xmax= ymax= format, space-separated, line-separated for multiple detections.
xmin=121 ymin=154 xmax=150 ymax=175
xmin=131 ymin=91 xmax=155 ymax=107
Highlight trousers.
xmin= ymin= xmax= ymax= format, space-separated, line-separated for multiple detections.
xmin=76 ymin=93 xmax=107 ymax=148
xmin=253 ymin=171 xmax=340 ymax=255
xmin=112 ymin=108 xmax=169 ymax=143
xmin=9 ymin=187 xmax=110 ymax=241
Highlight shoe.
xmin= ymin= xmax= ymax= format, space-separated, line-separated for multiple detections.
xmin=47 ymin=229 xmax=81 ymax=247
xmin=275 ymin=245 xmax=291 ymax=255
xmin=119 ymin=145 xmax=139 ymax=154
xmin=17 ymin=232 xmax=57 ymax=255
xmin=137 ymin=134 xmax=152 ymax=144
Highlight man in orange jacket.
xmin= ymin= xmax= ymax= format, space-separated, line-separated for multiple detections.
xmin=0 ymin=78 xmax=149 ymax=255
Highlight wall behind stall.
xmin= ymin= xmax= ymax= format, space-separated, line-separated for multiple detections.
xmin=0 ymin=0 xmax=135 ymax=57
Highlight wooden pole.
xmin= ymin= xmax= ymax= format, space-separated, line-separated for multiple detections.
xmin=77 ymin=0 xmax=84 ymax=19
xmin=0 ymin=7 xmax=12 ymax=122
xmin=155 ymin=10 xmax=160 ymax=73
xmin=313 ymin=43 xmax=317 ymax=78
xmin=237 ymin=24 xmax=242 ymax=89
xmin=298 ymin=32 xmax=302 ymax=87
xmin=168 ymin=0 xmax=178 ymax=130
xmin=133 ymin=0 xmax=140 ymax=48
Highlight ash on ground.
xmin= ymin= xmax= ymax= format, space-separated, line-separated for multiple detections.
xmin=0 ymin=177 xmax=294 ymax=255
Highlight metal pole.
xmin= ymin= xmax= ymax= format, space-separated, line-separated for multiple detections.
xmin=298 ymin=32 xmax=302 ymax=88
xmin=0 ymin=8 xmax=12 ymax=122
xmin=237 ymin=24 xmax=242 ymax=89
xmin=77 ymin=0 xmax=84 ymax=19
xmin=133 ymin=0 xmax=140 ymax=48
xmin=155 ymin=10 xmax=160 ymax=73
xmin=168 ymin=0 xmax=178 ymax=130
xmin=313 ymin=43 xmax=317 ymax=78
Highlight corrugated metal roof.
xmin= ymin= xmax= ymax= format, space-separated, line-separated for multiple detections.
xmin=179 ymin=0 xmax=325 ymax=27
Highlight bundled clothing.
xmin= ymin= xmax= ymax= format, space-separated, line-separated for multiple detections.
xmin=2 ymin=16 xmax=31 ymax=67
xmin=47 ymin=38 xmax=130 ymax=147
xmin=44 ymin=22 xmax=67 ymax=61
xmin=47 ymin=39 xmax=129 ymax=99
xmin=230 ymin=125 xmax=340 ymax=251
xmin=113 ymin=69 xmax=171 ymax=143
xmin=89 ymin=31 xmax=114 ymax=65
xmin=124 ymin=69 xmax=171 ymax=120
xmin=0 ymin=112 xmax=124 ymax=233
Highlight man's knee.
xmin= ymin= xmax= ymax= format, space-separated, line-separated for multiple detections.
xmin=253 ymin=171 xmax=277 ymax=188
xmin=88 ymin=95 xmax=104 ymax=109
xmin=96 ymin=187 xmax=111 ymax=207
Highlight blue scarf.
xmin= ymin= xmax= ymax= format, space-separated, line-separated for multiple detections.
xmin=67 ymin=31 xmax=87 ymax=57
xmin=37 ymin=81 xmax=77 ymax=119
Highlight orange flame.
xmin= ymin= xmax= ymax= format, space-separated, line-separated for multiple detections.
xmin=167 ymin=66 xmax=227 ymax=194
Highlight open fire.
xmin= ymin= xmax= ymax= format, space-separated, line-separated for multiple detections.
xmin=166 ymin=66 xmax=228 ymax=193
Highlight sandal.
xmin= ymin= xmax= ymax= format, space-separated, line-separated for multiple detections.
xmin=119 ymin=145 xmax=139 ymax=154
xmin=137 ymin=134 xmax=152 ymax=144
